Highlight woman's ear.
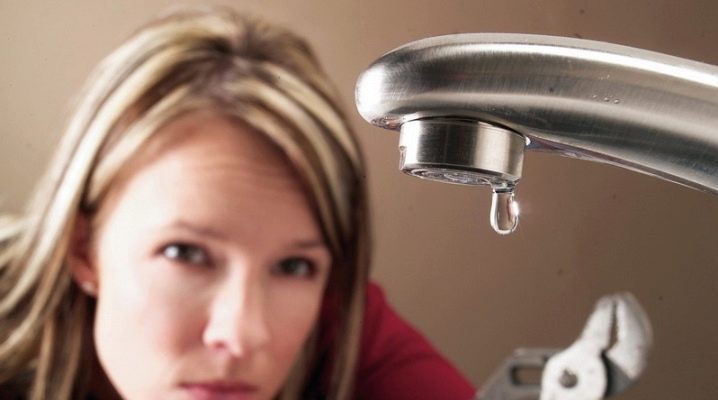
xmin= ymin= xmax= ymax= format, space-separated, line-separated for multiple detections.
xmin=68 ymin=213 xmax=99 ymax=297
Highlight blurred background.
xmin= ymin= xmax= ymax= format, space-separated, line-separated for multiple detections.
xmin=1 ymin=0 xmax=717 ymax=398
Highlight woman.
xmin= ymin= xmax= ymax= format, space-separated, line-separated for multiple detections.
xmin=0 ymin=7 xmax=474 ymax=399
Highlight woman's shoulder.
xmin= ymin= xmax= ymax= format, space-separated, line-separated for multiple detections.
xmin=356 ymin=281 xmax=476 ymax=400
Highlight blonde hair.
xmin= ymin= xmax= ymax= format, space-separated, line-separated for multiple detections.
xmin=0 ymin=7 xmax=370 ymax=399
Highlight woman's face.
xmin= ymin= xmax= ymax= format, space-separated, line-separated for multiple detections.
xmin=78 ymin=112 xmax=332 ymax=400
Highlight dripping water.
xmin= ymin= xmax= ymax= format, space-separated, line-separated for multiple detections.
xmin=490 ymin=187 xmax=519 ymax=235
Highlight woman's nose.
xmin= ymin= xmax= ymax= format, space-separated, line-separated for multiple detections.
xmin=202 ymin=277 xmax=270 ymax=357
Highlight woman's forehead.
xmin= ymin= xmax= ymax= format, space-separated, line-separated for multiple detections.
xmin=94 ymin=111 xmax=315 ymax=230
xmin=147 ymin=111 xmax=289 ymax=166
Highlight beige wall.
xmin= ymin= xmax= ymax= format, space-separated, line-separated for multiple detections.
xmin=2 ymin=1 xmax=717 ymax=398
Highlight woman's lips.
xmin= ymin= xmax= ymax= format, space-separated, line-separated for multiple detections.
xmin=180 ymin=381 xmax=259 ymax=400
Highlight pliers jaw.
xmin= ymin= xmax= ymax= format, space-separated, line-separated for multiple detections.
xmin=477 ymin=293 xmax=653 ymax=400
xmin=541 ymin=293 xmax=653 ymax=400
xmin=603 ymin=293 xmax=653 ymax=396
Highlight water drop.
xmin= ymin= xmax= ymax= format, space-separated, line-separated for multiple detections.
xmin=613 ymin=99 xmax=620 ymax=104
xmin=603 ymin=97 xmax=610 ymax=102
xmin=490 ymin=188 xmax=519 ymax=235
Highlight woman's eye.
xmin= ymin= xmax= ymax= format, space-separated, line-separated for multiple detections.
xmin=161 ymin=243 xmax=211 ymax=266
xmin=273 ymin=258 xmax=316 ymax=278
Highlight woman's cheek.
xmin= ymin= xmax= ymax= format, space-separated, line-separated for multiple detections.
xmin=98 ymin=254 xmax=209 ymax=361
xmin=137 ymin=262 xmax=212 ymax=348
xmin=92 ymin=259 xmax=205 ymax=398
xmin=268 ymin=280 xmax=325 ymax=347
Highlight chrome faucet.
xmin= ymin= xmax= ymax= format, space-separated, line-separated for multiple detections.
xmin=355 ymin=34 xmax=718 ymax=234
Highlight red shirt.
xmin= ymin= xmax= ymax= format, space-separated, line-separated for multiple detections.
xmin=353 ymin=283 xmax=476 ymax=399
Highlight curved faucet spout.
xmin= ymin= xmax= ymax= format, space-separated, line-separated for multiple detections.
xmin=355 ymin=33 xmax=718 ymax=196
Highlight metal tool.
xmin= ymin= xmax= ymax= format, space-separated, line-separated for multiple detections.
xmin=476 ymin=293 xmax=653 ymax=400
xmin=355 ymin=34 xmax=718 ymax=234
xmin=476 ymin=348 xmax=559 ymax=400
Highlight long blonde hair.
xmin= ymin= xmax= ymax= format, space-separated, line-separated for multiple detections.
xmin=0 ymin=7 xmax=370 ymax=399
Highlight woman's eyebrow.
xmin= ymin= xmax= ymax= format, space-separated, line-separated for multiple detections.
xmin=289 ymin=239 xmax=328 ymax=249
xmin=165 ymin=220 xmax=227 ymax=240
xmin=166 ymin=221 xmax=326 ymax=249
